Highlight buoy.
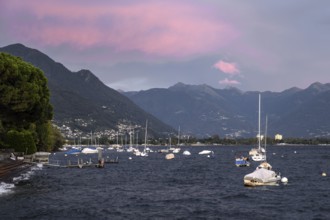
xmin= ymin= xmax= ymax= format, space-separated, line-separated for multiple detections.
xmin=322 ymin=172 xmax=327 ymax=177
xmin=64 ymin=154 xmax=67 ymax=157
xmin=128 ymin=157 xmax=132 ymax=160
xmin=281 ymin=177 xmax=288 ymax=183
xmin=294 ymin=151 xmax=297 ymax=154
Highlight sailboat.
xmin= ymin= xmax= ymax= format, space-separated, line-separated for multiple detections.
xmin=250 ymin=94 xmax=266 ymax=161
xmin=244 ymin=111 xmax=281 ymax=186
xmin=158 ymin=137 xmax=170 ymax=153
xmin=82 ymin=131 xmax=99 ymax=154
xmin=140 ymin=120 xmax=149 ymax=157
xmin=170 ymin=126 xmax=181 ymax=153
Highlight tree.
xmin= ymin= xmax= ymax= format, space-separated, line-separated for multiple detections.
xmin=0 ymin=52 xmax=54 ymax=151
xmin=35 ymin=121 xmax=53 ymax=152
xmin=6 ymin=130 xmax=37 ymax=154
xmin=51 ymin=126 xmax=65 ymax=151
xmin=0 ymin=53 xmax=53 ymax=127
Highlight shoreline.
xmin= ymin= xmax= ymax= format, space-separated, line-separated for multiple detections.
xmin=0 ymin=159 xmax=33 ymax=182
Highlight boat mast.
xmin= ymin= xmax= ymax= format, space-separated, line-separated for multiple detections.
xmin=178 ymin=126 xmax=180 ymax=146
xmin=144 ymin=120 xmax=148 ymax=150
xmin=258 ymin=93 xmax=261 ymax=150
xmin=264 ymin=115 xmax=268 ymax=161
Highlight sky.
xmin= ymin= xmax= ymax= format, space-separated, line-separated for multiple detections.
xmin=1 ymin=0 xmax=330 ymax=92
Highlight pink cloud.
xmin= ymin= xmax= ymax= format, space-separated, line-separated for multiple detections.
xmin=213 ymin=60 xmax=240 ymax=75
xmin=219 ymin=78 xmax=241 ymax=85
xmin=1 ymin=1 xmax=239 ymax=58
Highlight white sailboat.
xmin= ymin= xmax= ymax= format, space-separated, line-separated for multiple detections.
xmin=244 ymin=110 xmax=281 ymax=186
xmin=250 ymin=94 xmax=266 ymax=162
xmin=170 ymin=126 xmax=181 ymax=153
xmin=140 ymin=120 xmax=149 ymax=157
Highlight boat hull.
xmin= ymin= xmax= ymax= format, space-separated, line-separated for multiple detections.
xmin=244 ymin=177 xmax=281 ymax=187
xmin=251 ymin=154 xmax=266 ymax=161
xmin=244 ymin=180 xmax=278 ymax=187
xmin=243 ymin=168 xmax=281 ymax=187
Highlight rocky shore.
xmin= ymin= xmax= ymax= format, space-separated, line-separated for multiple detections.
xmin=0 ymin=158 xmax=32 ymax=182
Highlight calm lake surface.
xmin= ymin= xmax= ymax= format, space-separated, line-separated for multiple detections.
xmin=1 ymin=145 xmax=330 ymax=219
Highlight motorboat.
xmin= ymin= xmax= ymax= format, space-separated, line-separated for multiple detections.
xmin=235 ymin=156 xmax=250 ymax=167
xmin=243 ymin=164 xmax=281 ymax=186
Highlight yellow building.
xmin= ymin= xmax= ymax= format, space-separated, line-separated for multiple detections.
xmin=275 ymin=134 xmax=283 ymax=141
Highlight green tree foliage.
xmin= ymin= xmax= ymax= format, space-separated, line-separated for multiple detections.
xmin=6 ymin=130 xmax=37 ymax=154
xmin=51 ymin=126 xmax=65 ymax=151
xmin=0 ymin=52 xmax=57 ymax=152
xmin=0 ymin=53 xmax=53 ymax=128
xmin=35 ymin=121 xmax=53 ymax=152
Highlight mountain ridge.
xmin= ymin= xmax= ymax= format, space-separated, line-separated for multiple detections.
xmin=0 ymin=43 xmax=176 ymax=138
xmin=2 ymin=43 xmax=330 ymax=139
xmin=125 ymin=82 xmax=330 ymax=138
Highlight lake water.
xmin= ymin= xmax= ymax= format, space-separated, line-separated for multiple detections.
xmin=0 ymin=145 xmax=329 ymax=219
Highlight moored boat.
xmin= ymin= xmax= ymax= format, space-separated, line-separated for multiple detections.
xmin=81 ymin=147 xmax=99 ymax=154
xmin=250 ymin=94 xmax=266 ymax=162
xmin=182 ymin=150 xmax=191 ymax=156
xmin=243 ymin=165 xmax=281 ymax=186
xmin=235 ymin=156 xmax=250 ymax=167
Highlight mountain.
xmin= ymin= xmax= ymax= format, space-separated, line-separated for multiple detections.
xmin=0 ymin=44 xmax=175 ymax=138
xmin=124 ymin=82 xmax=330 ymax=138
xmin=2 ymin=43 xmax=330 ymax=139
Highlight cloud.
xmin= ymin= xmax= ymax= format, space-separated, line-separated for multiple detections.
xmin=219 ymin=78 xmax=241 ymax=86
xmin=1 ymin=0 xmax=238 ymax=59
xmin=213 ymin=60 xmax=240 ymax=75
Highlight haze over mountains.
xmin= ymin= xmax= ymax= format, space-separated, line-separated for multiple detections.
xmin=1 ymin=43 xmax=330 ymax=139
